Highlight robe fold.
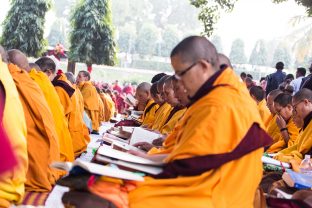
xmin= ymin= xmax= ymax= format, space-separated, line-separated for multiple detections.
xmin=53 ymin=75 xmax=89 ymax=157
xmin=129 ymin=68 xmax=271 ymax=208
xmin=78 ymin=81 xmax=100 ymax=131
xmin=159 ymin=107 xmax=186 ymax=135
xmin=266 ymin=117 xmax=300 ymax=153
xmin=258 ymin=99 xmax=271 ymax=127
xmin=141 ymin=99 xmax=159 ymax=127
xmin=99 ymin=92 xmax=115 ymax=122
xmin=29 ymin=69 xmax=74 ymax=162
xmin=266 ymin=115 xmax=281 ymax=144
xmin=0 ymin=61 xmax=28 ymax=207
xmin=150 ymin=102 xmax=172 ymax=131
xmin=8 ymin=63 xmax=60 ymax=192
xmin=98 ymin=94 xmax=105 ymax=124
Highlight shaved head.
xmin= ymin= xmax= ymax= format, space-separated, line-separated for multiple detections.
xmin=29 ymin=63 xmax=41 ymax=71
xmin=157 ymin=75 xmax=171 ymax=93
xmin=0 ymin=46 xmax=8 ymax=63
xmin=171 ymin=36 xmax=219 ymax=70
xmin=65 ymin=72 xmax=75 ymax=84
xmin=218 ymin=53 xmax=232 ymax=69
xmin=293 ymin=89 xmax=312 ymax=102
xmin=164 ymin=76 xmax=174 ymax=89
xmin=267 ymin=89 xmax=283 ymax=114
xmin=7 ymin=49 xmax=30 ymax=71
xmin=137 ymin=82 xmax=151 ymax=93
xmin=268 ymin=89 xmax=283 ymax=100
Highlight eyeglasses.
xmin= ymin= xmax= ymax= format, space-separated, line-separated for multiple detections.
xmin=174 ymin=62 xmax=198 ymax=80
xmin=292 ymin=100 xmax=304 ymax=114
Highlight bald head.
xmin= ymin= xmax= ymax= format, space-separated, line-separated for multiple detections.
xmin=29 ymin=63 xmax=41 ymax=71
xmin=157 ymin=75 xmax=171 ymax=94
xmin=171 ymin=36 xmax=219 ymax=70
xmin=7 ymin=49 xmax=30 ymax=71
xmin=65 ymin=72 xmax=76 ymax=84
xmin=293 ymin=89 xmax=312 ymax=103
xmin=268 ymin=89 xmax=283 ymax=100
xmin=137 ymin=82 xmax=151 ymax=93
xmin=218 ymin=53 xmax=232 ymax=69
xmin=0 ymin=46 xmax=8 ymax=63
xmin=267 ymin=89 xmax=283 ymax=114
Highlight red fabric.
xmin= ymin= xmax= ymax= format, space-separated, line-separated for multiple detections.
xmin=56 ymin=70 xmax=63 ymax=75
xmin=113 ymin=85 xmax=122 ymax=94
xmin=0 ymin=125 xmax=17 ymax=174
xmin=87 ymin=65 xmax=92 ymax=73
xmin=122 ymin=86 xmax=133 ymax=95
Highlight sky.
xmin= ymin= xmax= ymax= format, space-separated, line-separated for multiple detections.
xmin=0 ymin=0 xmax=309 ymax=57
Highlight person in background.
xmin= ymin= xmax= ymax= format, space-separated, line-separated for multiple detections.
xmin=266 ymin=62 xmax=286 ymax=95
xmin=290 ymin=67 xmax=306 ymax=94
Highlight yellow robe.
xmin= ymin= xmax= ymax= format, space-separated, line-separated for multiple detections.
xmin=266 ymin=117 xmax=300 ymax=153
xmin=78 ymin=81 xmax=100 ymax=131
xmin=99 ymin=92 xmax=115 ymax=122
xmin=8 ymin=63 xmax=60 ymax=192
xmin=141 ymin=99 xmax=159 ymax=127
xmin=29 ymin=69 xmax=74 ymax=162
xmin=130 ymin=68 xmax=267 ymax=208
xmin=266 ymin=115 xmax=281 ymax=144
xmin=0 ymin=61 xmax=28 ymax=207
xmin=159 ymin=108 xmax=187 ymax=135
xmin=275 ymin=119 xmax=312 ymax=163
xmin=98 ymin=94 xmax=105 ymax=124
xmin=150 ymin=102 xmax=172 ymax=131
xmin=258 ymin=99 xmax=271 ymax=127
xmin=54 ymin=75 xmax=89 ymax=157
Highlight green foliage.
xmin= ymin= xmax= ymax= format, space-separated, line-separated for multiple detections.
xmin=136 ymin=23 xmax=159 ymax=56
xmin=1 ymin=0 xmax=51 ymax=57
xmin=210 ymin=35 xmax=223 ymax=53
xmin=273 ymin=0 xmax=312 ymax=16
xmin=272 ymin=44 xmax=292 ymax=67
xmin=229 ymin=38 xmax=247 ymax=64
xmin=249 ymin=40 xmax=268 ymax=66
xmin=69 ymin=0 xmax=116 ymax=66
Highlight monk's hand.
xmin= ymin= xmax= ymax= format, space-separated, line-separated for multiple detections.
xmin=276 ymin=115 xmax=286 ymax=130
xmin=128 ymin=149 xmax=147 ymax=157
xmin=152 ymin=137 xmax=165 ymax=146
xmin=132 ymin=142 xmax=154 ymax=151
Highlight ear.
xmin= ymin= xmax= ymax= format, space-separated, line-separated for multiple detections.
xmin=303 ymin=99 xmax=310 ymax=106
xmin=286 ymin=104 xmax=293 ymax=111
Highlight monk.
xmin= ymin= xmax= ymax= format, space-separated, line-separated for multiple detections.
xmin=77 ymin=70 xmax=100 ymax=134
xmin=266 ymin=89 xmax=283 ymax=146
xmin=7 ymin=50 xmax=60 ymax=192
xmin=135 ymin=82 xmax=159 ymax=127
xmin=95 ymin=87 xmax=105 ymax=125
xmin=249 ymin=86 xmax=271 ymax=126
xmin=35 ymin=57 xmax=89 ymax=157
xmin=150 ymin=75 xmax=173 ymax=131
xmin=275 ymin=89 xmax=312 ymax=163
xmin=100 ymin=90 xmax=116 ymax=121
xmin=129 ymin=36 xmax=271 ymax=208
xmin=0 ymin=47 xmax=28 ymax=207
xmin=266 ymin=93 xmax=300 ymax=153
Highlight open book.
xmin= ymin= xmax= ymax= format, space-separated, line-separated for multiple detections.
xmin=125 ymin=94 xmax=137 ymax=106
xmin=261 ymin=156 xmax=291 ymax=168
xmin=129 ymin=127 xmax=162 ymax=145
xmin=97 ymin=145 xmax=164 ymax=166
xmin=51 ymin=159 xmax=144 ymax=181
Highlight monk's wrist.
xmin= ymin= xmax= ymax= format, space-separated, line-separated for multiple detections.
xmin=280 ymin=127 xmax=288 ymax=132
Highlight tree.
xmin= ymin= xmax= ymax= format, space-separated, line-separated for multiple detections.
xmin=190 ymin=0 xmax=312 ymax=36
xmin=69 ymin=0 xmax=116 ymax=70
xmin=229 ymin=39 xmax=247 ymax=64
xmin=272 ymin=44 xmax=292 ymax=67
xmin=160 ymin=26 xmax=180 ymax=57
xmin=210 ymin=35 xmax=223 ymax=53
xmin=249 ymin=40 xmax=268 ymax=66
xmin=1 ymin=0 xmax=51 ymax=57
xmin=136 ymin=23 xmax=159 ymax=56
xmin=117 ymin=24 xmax=137 ymax=53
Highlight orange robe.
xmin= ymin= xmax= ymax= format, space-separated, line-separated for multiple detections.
xmin=0 ymin=61 xmax=28 ymax=207
xmin=78 ymin=81 xmax=100 ymax=131
xmin=8 ymin=63 xmax=60 ymax=192
xmin=29 ymin=69 xmax=74 ymax=162
xmin=129 ymin=68 xmax=271 ymax=208
xmin=159 ymin=107 xmax=186 ymax=135
xmin=266 ymin=117 xmax=300 ymax=153
xmin=98 ymin=94 xmax=105 ymax=124
xmin=99 ymin=92 xmax=115 ymax=122
xmin=258 ymin=99 xmax=271 ymax=127
xmin=141 ymin=99 xmax=159 ymax=127
xmin=53 ymin=74 xmax=90 ymax=157
xmin=266 ymin=115 xmax=281 ymax=144
xmin=150 ymin=102 xmax=172 ymax=131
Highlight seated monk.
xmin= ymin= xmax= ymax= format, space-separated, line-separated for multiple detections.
xmin=249 ymin=86 xmax=271 ymax=127
xmin=135 ymin=82 xmax=159 ymax=127
xmin=266 ymin=89 xmax=283 ymax=146
xmin=77 ymin=70 xmax=100 ymax=134
xmin=266 ymin=93 xmax=300 ymax=153
xmin=7 ymin=49 xmax=61 ymax=192
xmin=150 ymin=75 xmax=173 ymax=131
xmin=275 ymin=89 xmax=312 ymax=163
xmin=95 ymin=87 xmax=105 ymax=126
xmin=159 ymin=76 xmax=187 ymax=135
xmin=27 ymin=62 xmax=74 ymax=162
xmin=0 ymin=47 xmax=28 ymax=207
xmin=35 ymin=57 xmax=90 ymax=158
xmin=129 ymin=36 xmax=271 ymax=208
xmin=96 ymin=88 xmax=116 ymax=122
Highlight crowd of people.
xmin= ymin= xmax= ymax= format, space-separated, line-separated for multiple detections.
xmin=1 ymin=35 xmax=312 ymax=207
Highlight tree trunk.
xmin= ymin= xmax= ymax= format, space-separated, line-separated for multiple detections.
xmin=67 ymin=60 xmax=76 ymax=74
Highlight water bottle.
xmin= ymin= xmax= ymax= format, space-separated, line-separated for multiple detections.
xmin=299 ymin=155 xmax=312 ymax=175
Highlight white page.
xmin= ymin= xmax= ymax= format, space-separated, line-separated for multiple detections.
xmin=129 ymin=127 xmax=162 ymax=145
xmin=261 ymin=156 xmax=291 ymax=168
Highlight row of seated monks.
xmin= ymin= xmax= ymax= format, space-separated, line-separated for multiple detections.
xmin=1 ymin=35 xmax=312 ymax=207
xmin=0 ymin=46 xmax=115 ymax=207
